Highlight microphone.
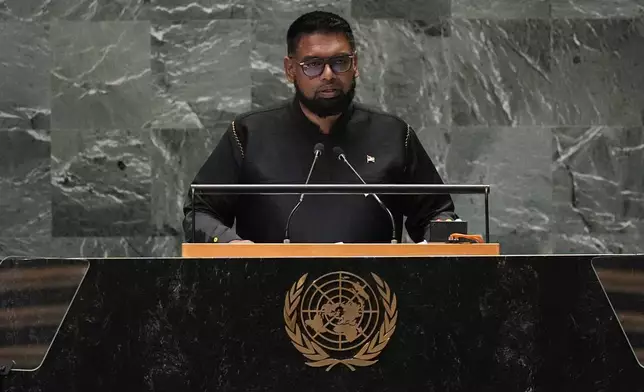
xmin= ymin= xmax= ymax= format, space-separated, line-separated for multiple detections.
xmin=332 ymin=146 xmax=398 ymax=244
xmin=283 ymin=143 xmax=325 ymax=243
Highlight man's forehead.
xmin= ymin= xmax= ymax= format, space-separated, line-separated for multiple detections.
xmin=295 ymin=33 xmax=351 ymax=58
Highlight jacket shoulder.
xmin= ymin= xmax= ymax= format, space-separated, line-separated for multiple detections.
xmin=225 ymin=100 xmax=290 ymax=158
xmin=233 ymin=100 xmax=290 ymax=125
xmin=353 ymin=102 xmax=410 ymax=130
xmin=353 ymin=103 xmax=412 ymax=147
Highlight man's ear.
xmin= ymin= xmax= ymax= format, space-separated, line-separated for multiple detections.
xmin=284 ymin=56 xmax=295 ymax=83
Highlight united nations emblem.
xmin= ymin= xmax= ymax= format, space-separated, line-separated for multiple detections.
xmin=283 ymin=271 xmax=398 ymax=371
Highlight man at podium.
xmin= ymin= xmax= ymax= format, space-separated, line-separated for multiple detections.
xmin=183 ymin=11 xmax=457 ymax=244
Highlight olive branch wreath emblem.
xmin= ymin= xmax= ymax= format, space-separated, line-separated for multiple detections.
xmin=283 ymin=272 xmax=398 ymax=371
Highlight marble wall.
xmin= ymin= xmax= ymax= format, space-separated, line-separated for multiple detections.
xmin=0 ymin=0 xmax=643 ymax=257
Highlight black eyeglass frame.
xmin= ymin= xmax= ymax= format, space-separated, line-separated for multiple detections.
xmin=293 ymin=53 xmax=356 ymax=77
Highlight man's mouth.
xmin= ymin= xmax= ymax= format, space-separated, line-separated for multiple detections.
xmin=318 ymin=87 xmax=340 ymax=96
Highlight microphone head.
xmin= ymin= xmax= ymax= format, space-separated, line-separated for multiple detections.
xmin=332 ymin=146 xmax=345 ymax=159
xmin=313 ymin=143 xmax=325 ymax=155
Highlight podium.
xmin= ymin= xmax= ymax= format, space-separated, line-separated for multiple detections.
xmin=2 ymin=252 xmax=643 ymax=391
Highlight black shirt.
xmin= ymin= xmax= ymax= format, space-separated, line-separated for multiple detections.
xmin=183 ymin=98 xmax=457 ymax=243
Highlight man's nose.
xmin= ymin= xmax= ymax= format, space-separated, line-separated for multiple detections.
xmin=320 ymin=63 xmax=335 ymax=80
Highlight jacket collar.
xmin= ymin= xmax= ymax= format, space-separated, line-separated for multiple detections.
xmin=289 ymin=96 xmax=355 ymax=136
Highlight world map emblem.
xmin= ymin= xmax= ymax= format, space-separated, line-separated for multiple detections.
xmin=283 ymin=271 xmax=398 ymax=371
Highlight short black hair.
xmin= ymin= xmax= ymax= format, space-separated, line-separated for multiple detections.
xmin=286 ymin=11 xmax=355 ymax=56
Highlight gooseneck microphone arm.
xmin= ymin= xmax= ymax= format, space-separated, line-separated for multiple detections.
xmin=283 ymin=143 xmax=325 ymax=243
xmin=332 ymin=147 xmax=398 ymax=244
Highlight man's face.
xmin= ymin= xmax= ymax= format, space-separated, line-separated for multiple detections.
xmin=284 ymin=33 xmax=359 ymax=118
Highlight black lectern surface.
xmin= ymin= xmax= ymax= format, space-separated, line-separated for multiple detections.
xmin=2 ymin=255 xmax=643 ymax=392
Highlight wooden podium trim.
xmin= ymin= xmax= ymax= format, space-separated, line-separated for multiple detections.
xmin=181 ymin=243 xmax=500 ymax=258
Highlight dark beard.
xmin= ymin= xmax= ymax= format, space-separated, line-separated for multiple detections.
xmin=295 ymin=78 xmax=356 ymax=118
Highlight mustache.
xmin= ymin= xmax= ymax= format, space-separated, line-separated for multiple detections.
xmin=317 ymin=84 xmax=342 ymax=91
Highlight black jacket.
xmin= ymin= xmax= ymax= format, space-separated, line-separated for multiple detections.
xmin=183 ymin=98 xmax=457 ymax=243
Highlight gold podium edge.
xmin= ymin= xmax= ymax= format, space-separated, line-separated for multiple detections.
xmin=181 ymin=243 xmax=501 ymax=258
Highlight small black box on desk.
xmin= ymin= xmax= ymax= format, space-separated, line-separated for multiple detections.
xmin=427 ymin=220 xmax=468 ymax=242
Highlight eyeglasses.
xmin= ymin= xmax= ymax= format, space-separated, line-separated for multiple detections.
xmin=296 ymin=54 xmax=355 ymax=78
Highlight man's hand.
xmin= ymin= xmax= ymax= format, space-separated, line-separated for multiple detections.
xmin=230 ymin=240 xmax=254 ymax=243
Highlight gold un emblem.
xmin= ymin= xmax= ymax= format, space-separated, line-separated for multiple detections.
xmin=284 ymin=271 xmax=398 ymax=371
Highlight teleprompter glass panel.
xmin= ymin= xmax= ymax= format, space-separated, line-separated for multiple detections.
xmin=592 ymin=255 xmax=644 ymax=368
xmin=0 ymin=257 xmax=89 ymax=371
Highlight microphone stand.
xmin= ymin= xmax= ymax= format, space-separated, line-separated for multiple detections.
xmin=283 ymin=144 xmax=324 ymax=243
xmin=334 ymin=148 xmax=398 ymax=244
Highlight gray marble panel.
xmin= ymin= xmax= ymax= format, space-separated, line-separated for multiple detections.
xmin=151 ymin=20 xmax=251 ymax=129
xmin=0 ymin=130 xmax=51 ymax=239
xmin=0 ymin=236 xmax=181 ymax=258
xmin=140 ymin=0 xmax=250 ymax=20
xmin=0 ymin=0 xmax=254 ymax=21
xmin=51 ymin=129 xmax=152 ymax=237
xmin=353 ymin=19 xmax=451 ymax=127
xmin=553 ymin=126 xmax=644 ymax=254
xmin=253 ymin=1 xmax=350 ymax=20
xmin=0 ymin=0 xmax=144 ymax=21
xmin=550 ymin=19 xmax=644 ymax=127
xmin=552 ymin=0 xmax=644 ymax=18
xmin=452 ymin=0 xmax=550 ymax=18
xmin=0 ymin=23 xmax=50 ymax=130
xmin=150 ymin=125 xmax=229 ymax=237
xmin=50 ymin=21 xmax=152 ymax=131
xmin=250 ymin=20 xmax=293 ymax=109
xmin=352 ymin=0 xmax=450 ymax=20
xmin=415 ymin=126 xmax=451 ymax=181
xmin=444 ymin=127 xmax=553 ymax=254
xmin=450 ymin=19 xmax=554 ymax=126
